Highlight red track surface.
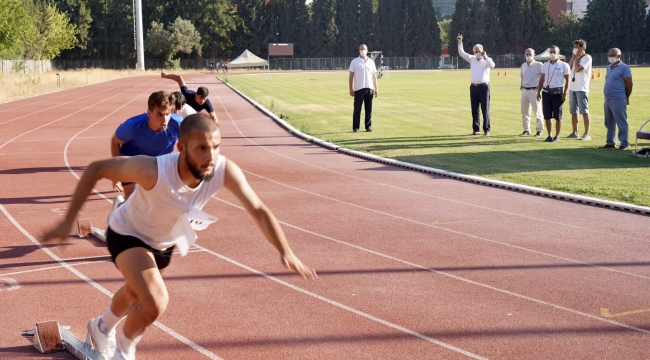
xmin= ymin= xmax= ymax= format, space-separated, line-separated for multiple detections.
xmin=1 ymin=74 xmax=649 ymax=359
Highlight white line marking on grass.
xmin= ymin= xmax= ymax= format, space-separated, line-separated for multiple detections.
xmin=211 ymin=195 xmax=650 ymax=337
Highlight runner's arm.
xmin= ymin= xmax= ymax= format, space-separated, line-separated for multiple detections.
xmin=43 ymin=156 xmax=158 ymax=242
xmin=208 ymin=111 xmax=218 ymax=122
xmin=223 ymin=159 xmax=317 ymax=279
xmin=111 ymin=134 xmax=125 ymax=157
xmin=160 ymin=71 xmax=186 ymax=88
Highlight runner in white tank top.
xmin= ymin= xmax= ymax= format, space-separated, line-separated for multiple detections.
xmin=44 ymin=114 xmax=317 ymax=360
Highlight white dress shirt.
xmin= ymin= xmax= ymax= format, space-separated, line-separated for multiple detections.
xmin=458 ymin=44 xmax=495 ymax=84
xmin=349 ymin=57 xmax=377 ymax=91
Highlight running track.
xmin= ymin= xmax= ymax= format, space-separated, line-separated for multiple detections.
xmin=1 ymin=74 xmax=649 ymax=359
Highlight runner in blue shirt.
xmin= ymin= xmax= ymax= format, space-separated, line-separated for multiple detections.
xmin=160 ymin=71 xmax=218 ymax=122
xmin=111 ymin=91 xmax=181 ymax=198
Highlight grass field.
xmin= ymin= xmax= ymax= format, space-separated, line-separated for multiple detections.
xmin=225 ymin=68 xmax=650 ymax=207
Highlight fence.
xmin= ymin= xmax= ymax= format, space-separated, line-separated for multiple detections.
xmin=3 ymin=53 xmax=650 ymax=74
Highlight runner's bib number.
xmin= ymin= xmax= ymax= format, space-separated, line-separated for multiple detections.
xmin=170 ymin=208 xmax=218 ymax=256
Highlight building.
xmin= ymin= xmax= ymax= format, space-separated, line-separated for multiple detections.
xmin=432 ymin=0 xmax=457 ymax=20
xmin=549 ymin=0 xmax=588 ymax=24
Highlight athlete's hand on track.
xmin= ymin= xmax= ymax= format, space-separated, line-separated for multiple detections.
xmin=42 ymin=221 xmax=73 ymax=243
xmin=112 ymin=181 xmax=123 ymax=192
xmin=282 ymin=253 xmax=317 ymax=280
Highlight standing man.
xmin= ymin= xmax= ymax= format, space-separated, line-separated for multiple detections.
xmin=44 ymin=114 xmax=317 ymax=360
xmin=160 ymin=71 xmax=218 ymax=122
xmin=457 ymin=32 xmax=495 ymax=136
xmin=536 ymin=46 xmax=570 ymax=142
xmin=567 ymin=39 xmax=593 ymax=140
xmin=348 ymin=44 xmax=378 ymax=132
xmin=601 ymin=48 xmax=633 ymax=150
xmin=110 ymin=91 xmax=182 ymax=199
xmin=520 ymin=48 xmax=544 ymax=137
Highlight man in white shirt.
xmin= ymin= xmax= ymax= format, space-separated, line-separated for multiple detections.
xmin=44 ymin=114 xmax=317 ymax=359
xmin=567 ymin=39 xmax=592 ymax=140
xmin=536 ymin=46 xmax=570 ymax=142
xmin=457 ymin=33 xmax=496 ymax=136
xmin=519 ymin=48 xmax=544 ymax=137
xmin=348 ymin=44 xmax=379 ymax=132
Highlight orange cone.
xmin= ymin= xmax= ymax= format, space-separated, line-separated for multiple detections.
xmin=591 ymin=72 xmax=595 ymax=80
xmin=597 ymin=69 xmax=601 ymax=78
xmin=497 ymin=69 xmax=500 ymax=76
xmin=504 ymin=69 xmax=507 ymax=76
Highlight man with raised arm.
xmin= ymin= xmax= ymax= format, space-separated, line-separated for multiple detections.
xmin=44 ymin=114 xmax=316 ymax=360
xmin=160 ymin=71 xmax=218 ymax=122
xmin=457 ymin=32 xmax=495 ymax=136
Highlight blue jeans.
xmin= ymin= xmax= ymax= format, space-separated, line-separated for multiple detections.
xmin=604 ymin=97 xmax=628 ymax=147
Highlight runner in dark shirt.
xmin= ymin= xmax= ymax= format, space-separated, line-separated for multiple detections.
xmin=160 ymin=71 xmax=218 ymax=122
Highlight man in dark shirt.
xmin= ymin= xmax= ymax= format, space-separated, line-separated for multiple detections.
xmin=160 ymin=71 xmax=218 ymax=122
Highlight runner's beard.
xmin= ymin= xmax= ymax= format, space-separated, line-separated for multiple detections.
xmin=185 ymin=152 xmax=215 ymax=181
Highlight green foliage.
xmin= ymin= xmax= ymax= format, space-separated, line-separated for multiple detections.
xmin=145 ymin=17 xmax=201 ymax=62
xmin=310 ymin=0 xmax=339 ymax=57
xmin=0 ymin=0 xmax=38 ymax=58
xmin=582 ymin=0 xmax=646 ymax=53
xmin=232 ymin=0 xmax=269 ymax=57
xmin=165 ymin=58 xmax=181 ymax=69
xmin=549 ymin=11 xmax=581 ymax=55
xmin=24 ymin=1 xmax=78 ymax=59
xmin=438 ymin=19 xmax=451 ymax=50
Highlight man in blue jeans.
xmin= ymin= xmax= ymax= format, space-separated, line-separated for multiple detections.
xmin=600 ymin=48 xmax=633 ymax=150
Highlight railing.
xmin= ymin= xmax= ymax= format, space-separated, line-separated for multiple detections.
xmin=4 ymin=53 xmax=650 ymax=74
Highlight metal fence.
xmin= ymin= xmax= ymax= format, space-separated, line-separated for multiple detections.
xmin=3 ymin=52 xmax=650 ymax=74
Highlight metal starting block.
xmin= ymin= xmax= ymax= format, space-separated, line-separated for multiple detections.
xmin=31 ymin=320 xmax=100 ymax=359
xmin=76 ymin=219 xmax=107 ymax=242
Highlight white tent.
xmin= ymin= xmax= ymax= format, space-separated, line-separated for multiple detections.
xmin=228 ymin=49 xmax=269 ymax=69
xmin=534 ymin=48 xmax=566 ymax=61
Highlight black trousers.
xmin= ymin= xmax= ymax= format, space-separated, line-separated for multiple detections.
xmin=353 ymin=88 xmax=374 ymax=130
xmin=470 ymin=84 xmax=491 ymax=133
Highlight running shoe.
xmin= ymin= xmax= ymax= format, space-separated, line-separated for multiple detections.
xmin=86 ymin=317 xmax=116 ymax=358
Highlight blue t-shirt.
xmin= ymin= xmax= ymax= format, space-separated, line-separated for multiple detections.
xmin=604 ymin=62 xmax=632 ymax=99
xmin=181 ymin=86 xmax=214 ymax=113
xmin=116 ymin=113 xmax=181 ymax=156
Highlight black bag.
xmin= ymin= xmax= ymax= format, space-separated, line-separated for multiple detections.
xmin=545 ymin=86 xmax=563 ymax=96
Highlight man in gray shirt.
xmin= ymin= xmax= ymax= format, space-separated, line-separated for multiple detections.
xmin=520 ymin=48 xmax=544 ymax=137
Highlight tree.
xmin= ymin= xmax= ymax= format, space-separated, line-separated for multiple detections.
xmin=24 ymin=1 xmax=78 ymax=59
xmin=550 ymin=10 xmax=582 ymax=55
xmin=405 ymin=0 xmax=441 ymax=56
xmin=145 ymin=21 xmax=171 ymax=60
xmin=192 ymin=0 xmax=238 ymax=59
xmin=0 ymin=0 xmax=37 ymax=58
xmin=232 ymin=0 xmax=269 ymax=57
xmin=528 ymin=0 xmax=552 ymax=53
xmin=169 ymin=17 xmax=202 ymax=57
xmin=287 ymin=0 xmax=309 ymax=56
xmin=310 ymin=0 xmax=339 ymax=57
xmin=448 ymin=0 xmax=472 ymax=56
xmin=438 ymin=19 xmax=451 ymax=51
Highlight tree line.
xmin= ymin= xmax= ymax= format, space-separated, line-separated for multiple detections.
xmin=1 ymin=0 xmax=649 ymax=62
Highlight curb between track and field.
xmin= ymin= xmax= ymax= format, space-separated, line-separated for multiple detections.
xmin=219 ymin=78 xmax=650 ymax=217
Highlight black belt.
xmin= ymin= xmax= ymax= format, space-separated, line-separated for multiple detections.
xmin=523 ymin=87 xmax=536 ymax=90
xmin=471 ymin=83 xmax=488 ymax=86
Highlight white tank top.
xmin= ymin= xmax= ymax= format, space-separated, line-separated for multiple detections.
xmin=108 ymin=153 xmax=227 ymax=250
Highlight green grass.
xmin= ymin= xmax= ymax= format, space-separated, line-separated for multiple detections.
xmin=226 ymin=69 xmax=650 ymax=207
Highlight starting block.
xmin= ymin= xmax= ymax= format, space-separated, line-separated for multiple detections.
xmin=76 ymin=219 xmax=106 ymax=242
xmin=31 ymin=320 xmax=100 ymax=359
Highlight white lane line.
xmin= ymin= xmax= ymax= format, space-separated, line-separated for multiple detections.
xmin=194 ymin=243 xmax=487 ymax=360
xmin=214 ymin=83 xmax=646 ymax=242
xmin=211 ymin=195 xmax=650 ymax=337
xmin=0 ymin=78 xmax=149 ymax=150
xmin=210 ymin=84 xmax=650 ymax=281
xmin=0 ymin=78 xmax=141 ymax=125
xmin=0 ymin=260 xmax=107 ymax=277
xmin=0 ymin=204 xmax=222 ymax=360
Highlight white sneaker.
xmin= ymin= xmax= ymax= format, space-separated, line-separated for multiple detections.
xmin=112 ymin=348 xmax=134 ymax=360
xmin=86 ymin=317 xmax=116 ymax=358
xmin=579 ymin=134 xmax=592 ymax=141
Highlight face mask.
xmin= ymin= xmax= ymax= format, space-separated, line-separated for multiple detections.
xmin=608 ymin=56 xmax=618 ymax=64
xmin=359 ymin=50 xmax=367 ymax=57
xmin=526 ymin=56 xmax=533 ymax=62
xmin=573 ymin=48 xmax=578 ymax=55
xmin=549 ymin=53 xmax=558 ymax=61
xmin=474 ymin=52 xmax=482 ymax=59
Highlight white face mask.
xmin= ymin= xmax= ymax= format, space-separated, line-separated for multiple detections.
xmin=573 ymin=48 xmax=578 ymax=55
xmin=549 ymin=53 xmax=558 ymax=61
xmin=608 ymin=56 xmax=618 ymax=64
xmin=359 ymin=49 xmax=367 ymax=57
xmin=526 ymin=56 xmax=533 ymax=62
xmin=474 ymin=52 xmax=482 ymax=59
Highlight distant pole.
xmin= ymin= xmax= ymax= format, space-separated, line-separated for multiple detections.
xmin=135 ymin=0 xmax=145 ymax=71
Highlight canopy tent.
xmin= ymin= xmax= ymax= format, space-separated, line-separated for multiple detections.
xmin=228 ymin=49 xmax=269 ymax=69
xmin=534 ymin=48 xmax=566 ymax=61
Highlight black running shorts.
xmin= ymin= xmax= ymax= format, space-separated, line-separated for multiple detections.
xmin=106 ymin=227 xmax=175 ymax=270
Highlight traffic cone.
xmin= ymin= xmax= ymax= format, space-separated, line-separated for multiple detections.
xmin=591 ymin=72 xmax=595 ymax=80
xmin=504 ymin=69 xmax=507 ymax=76
xmin=598 ymin=69 xmax=601 ymax=78
xmin=497 ymin=69 xmax=500 ymax=76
